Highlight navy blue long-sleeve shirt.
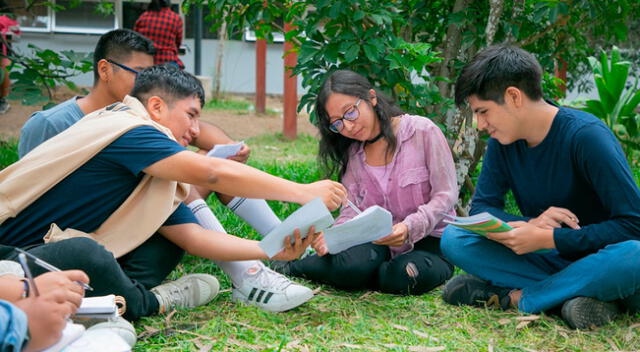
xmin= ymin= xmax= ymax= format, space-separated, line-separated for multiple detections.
xmin=471 ymin=106 xmax=640 ymax=260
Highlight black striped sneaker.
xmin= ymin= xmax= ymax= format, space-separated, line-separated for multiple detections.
xmin=231 ymin=263 xmax=313 ymax=312
xmin=442 ymin=274 xmax=512 ymax=310
xmin=561 ymin=297 xmax=620 ymax=329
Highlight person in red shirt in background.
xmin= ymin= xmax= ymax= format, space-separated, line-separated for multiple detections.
xmin=134 ymin=0 xmax=184 ymax=69
xmin=0 ymin=14 xmax=19 ymax=114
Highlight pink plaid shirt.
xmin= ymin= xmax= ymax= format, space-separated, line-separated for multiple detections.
xmin=335 ymin=114 xmax=458 ymax=257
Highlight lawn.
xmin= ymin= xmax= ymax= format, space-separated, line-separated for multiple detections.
xmin=0 ymin=135 xmax=639 ymax=351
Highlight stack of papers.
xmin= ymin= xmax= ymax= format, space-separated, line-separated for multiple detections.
xmin=259 ymin=198 xmax=334 ymax=258
xmin=324 ymin=206 xmax=392 ymax=254
xmin=73 ymin=295 xmax=118 ymax=320
xmin=259 ymin=198 xmax=394 ymax=257
xmin=443 ymin=212 xmax=512 ymax=236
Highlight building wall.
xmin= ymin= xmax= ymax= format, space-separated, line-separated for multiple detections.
xmin=15 ymin=32 xmax=304 ymax=95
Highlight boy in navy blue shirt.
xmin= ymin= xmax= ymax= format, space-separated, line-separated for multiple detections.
xmin=0 ymin=65 xmax=346 ymax=321
xmin=440 ymin=45 xmax=640 ymax=329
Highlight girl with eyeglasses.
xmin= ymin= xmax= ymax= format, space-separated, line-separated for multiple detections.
xmin=273 ymin=70 xmax=458 ymax=295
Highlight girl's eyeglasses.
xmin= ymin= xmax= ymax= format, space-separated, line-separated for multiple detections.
xmin=329 ymin=99 xmax=362 ymax=133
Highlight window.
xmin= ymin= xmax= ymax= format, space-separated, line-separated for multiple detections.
xmin=5 ymin=0 xmax=51 ymax=31
xmin=54 ymin=0 xmax=117 ymax=34
xmin=12 ymin=0 xmax=186 ymax=34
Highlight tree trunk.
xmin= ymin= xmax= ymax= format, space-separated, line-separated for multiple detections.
xmin=434 ymin=0 xmax=472 ymax=126
xmin=213 ymin=15 xmax=227 ymax=100
xmin=485 ymin=0 xmax=504 ymax=45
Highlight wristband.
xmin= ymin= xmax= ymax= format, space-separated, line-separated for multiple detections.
xmin=19 ymin=278 xmax=29 ymax=299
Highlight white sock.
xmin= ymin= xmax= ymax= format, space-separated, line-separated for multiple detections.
xmin=227 ymin=197 xmax=281 ymax=237
xmin=187 ymin=199 xmax=225 ymax=233
xmin=187 ymin=198 xmax=260 ymax=284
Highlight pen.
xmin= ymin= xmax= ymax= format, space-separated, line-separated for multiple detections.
xmin=15 ymin=248 xmax=93 ymax=291
xmin=17 ymin=253 xmax=40 ymax=297
xmin=346 ymin=199 xmax=362 ymax=215
xmin=440 ymin=212 xmax=457 ymax=220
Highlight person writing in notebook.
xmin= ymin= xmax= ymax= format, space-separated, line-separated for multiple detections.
xmin=440 ymin=45 xmax=640 ymax=329
xmin=0 ymin=268 xmax=88 ymax=351
xmin=274 ymin=70 xmax=458 ymax=295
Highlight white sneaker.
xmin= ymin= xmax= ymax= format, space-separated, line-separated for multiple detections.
xmin=0 ymin=260 xmax=24 ymax=277
xmin=86 ymin=316 xmax=137 ymax=348
xmin=231 ymin=263 xmax=313 ymax=312
xmin=151 ymin=274 xmax=220 ymax=314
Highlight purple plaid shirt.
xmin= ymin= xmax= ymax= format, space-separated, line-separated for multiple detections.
xmin=335 ymin=114 xmax=458 ymax=257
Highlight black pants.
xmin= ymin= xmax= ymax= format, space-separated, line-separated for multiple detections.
xmin=287 ymin=236 xmax=454 ymax=295
xmin=0 ymin=234 xmax=184 ymax=321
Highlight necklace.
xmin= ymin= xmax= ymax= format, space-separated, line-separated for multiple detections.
xmin=365 ymin=132 xmax=384 ymax=144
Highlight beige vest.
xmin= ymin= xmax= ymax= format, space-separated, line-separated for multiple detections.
xmin=0 ymin=96 xmax=189 ymax=257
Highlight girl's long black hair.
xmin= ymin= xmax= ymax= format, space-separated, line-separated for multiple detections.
xmin=316 ymin=70 xmax=404 ymax=178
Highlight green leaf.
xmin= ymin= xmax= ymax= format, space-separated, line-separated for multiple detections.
xmin=370 ymin=14 xmax=383 ymax=25
xmin=594 ymin=75 xmax=615 ymax=113
xmin=600 ymin=50 xmax=610 ymax=79
xmin=548 ymin=4 xmax=559 ymax=23
xmin=588 ymin=56 xmax=601 ymax=75
xmin=343 ymin=44 xmax=360 ymax=63
xmin=583 ymin=100 xmax=607 ymax=120
xmin=328 ymin=2 xmax=343 ymax=18
xmin=363 ymin=44 xmax=378 ymax=63
xmin=608 ymin=61 xmax=630 ymax=101
xmin=621 ymin=89 xmax=640 ymax=117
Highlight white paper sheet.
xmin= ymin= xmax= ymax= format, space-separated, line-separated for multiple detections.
xmin=206 ymin=141 xmax=244 ymax=159
xmin=63 ymin=329 xmax=131 ymax=352
xmin=259 ymin=198 xmax=334 ymax=258
xmin=42 ymin=322 xmax=85 ymax=352
xmin=323 ymin=205 xmax=393 ymax=254
xmin=73 ymin=295 xmax=117 ymax=319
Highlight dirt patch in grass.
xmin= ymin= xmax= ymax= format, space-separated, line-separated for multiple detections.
xmin=0 ymin=93 xmax=318 ymax=141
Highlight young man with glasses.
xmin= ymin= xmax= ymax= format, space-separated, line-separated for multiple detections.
xmin=16 ymin=29 xmax=320 ymax=313
xmin=18 ymin=29 xmax=155 ymax=157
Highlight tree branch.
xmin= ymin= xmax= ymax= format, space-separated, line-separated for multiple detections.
xmin=517 ymin=15 xmax=568 ymax=47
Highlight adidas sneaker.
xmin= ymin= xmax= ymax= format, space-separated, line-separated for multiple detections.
xmin=232 ymin=263 xmax=313 ymax=312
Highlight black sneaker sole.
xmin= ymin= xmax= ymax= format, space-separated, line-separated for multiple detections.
xmin=561 ymin=297 xmax=620 ymax=330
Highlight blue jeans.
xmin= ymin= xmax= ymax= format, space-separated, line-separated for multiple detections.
xmin=440 ymin=226 xmax=640 ymax=313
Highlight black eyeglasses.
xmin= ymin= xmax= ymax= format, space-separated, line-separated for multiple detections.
xmin=106 ymin=59 xmax=139 ymax=75
xmin=329 ymin=99 xmax=362 ymax=133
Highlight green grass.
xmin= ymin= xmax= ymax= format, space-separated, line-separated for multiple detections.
xmin=205 ymin=98 xmax=253 ymax=111
xmin=204 ymin=98 xmax=279 ymax=115
xmin=1 ymin=136 xmax=639 ymax=351
xmin=133 ymin=134 xmax=639 ymax=352
xmin=0 ymin=139 xmax=18 ymax=169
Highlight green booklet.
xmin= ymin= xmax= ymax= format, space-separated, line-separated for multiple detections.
xmin=443 ymin=212 xmax=513 ymax=236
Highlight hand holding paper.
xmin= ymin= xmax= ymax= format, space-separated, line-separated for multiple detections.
xmin=259 ymin=198 xmax=334 ymax=258
xmin=373 ymin=222 xmax=408 ymax=247
xmin=272 ymin=226 xmax=320 ymax=261
xmin=206 ymin=141 xmax=245 ymax=159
